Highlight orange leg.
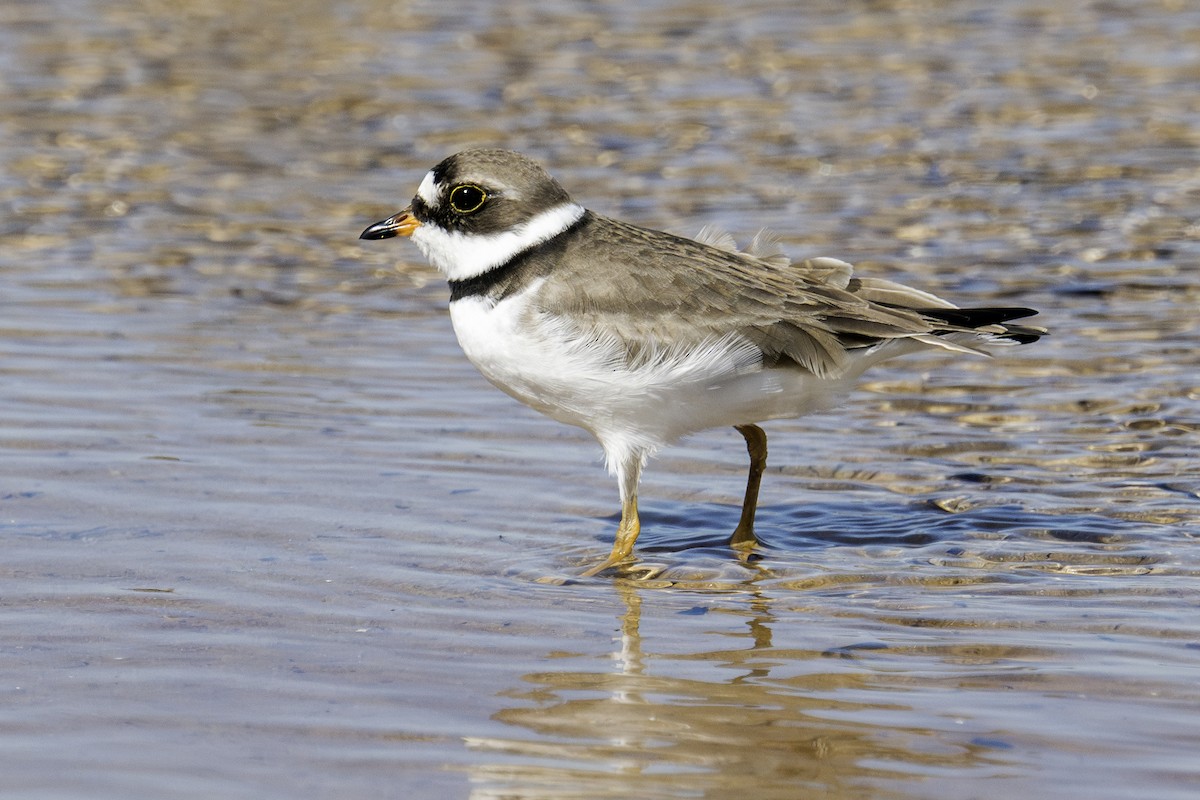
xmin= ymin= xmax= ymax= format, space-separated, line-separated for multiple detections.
xmin=580 ymin=494 xmax=640 ymax=578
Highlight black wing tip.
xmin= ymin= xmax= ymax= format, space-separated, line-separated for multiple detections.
xmin=923 ymin=306 xmax=1046 ymax=344
xmin=922 ymin=306 xmax=1041 ymax=328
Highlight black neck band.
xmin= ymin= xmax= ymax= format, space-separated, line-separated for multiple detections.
xmin=447 ymin=255 xmax=525 ymax=303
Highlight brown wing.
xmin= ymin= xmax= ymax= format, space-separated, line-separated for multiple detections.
xmin=532 ymin=214 xmax=1041 ymax=378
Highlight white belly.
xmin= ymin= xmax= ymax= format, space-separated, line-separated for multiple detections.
xmin=447 ymin=283 xmax=861 ymax=453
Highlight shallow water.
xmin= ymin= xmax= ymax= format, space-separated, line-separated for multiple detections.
xmin=3 ymin=0 xmax=1200 ymax=797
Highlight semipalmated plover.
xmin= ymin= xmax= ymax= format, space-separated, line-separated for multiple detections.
xmin=361 ymin=149 xmax=1043 ymax=577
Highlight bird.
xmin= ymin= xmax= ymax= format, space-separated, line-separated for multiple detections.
xmin=360 ymin=149 xmax=1043 ymax=577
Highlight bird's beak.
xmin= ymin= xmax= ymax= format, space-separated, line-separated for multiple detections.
xmin=360 ymin=207 xmax=420 ymax=240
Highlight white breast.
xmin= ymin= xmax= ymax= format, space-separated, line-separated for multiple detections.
xmin=449 ymin=283 xmax=638 ymax=428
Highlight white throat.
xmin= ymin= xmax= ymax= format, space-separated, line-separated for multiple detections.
xmin=411 ymin=202 xmax=586 ymax=282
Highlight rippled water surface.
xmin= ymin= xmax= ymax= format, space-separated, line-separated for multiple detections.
xmin=4 ymin=1 xmax=1200 ymax=797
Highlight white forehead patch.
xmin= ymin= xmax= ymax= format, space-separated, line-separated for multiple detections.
xmin=416 ymin=170 xmax=439 ymax=208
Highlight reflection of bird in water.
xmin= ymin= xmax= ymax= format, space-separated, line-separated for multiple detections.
xmin=463 ymin=582 xmax=999 ymax=797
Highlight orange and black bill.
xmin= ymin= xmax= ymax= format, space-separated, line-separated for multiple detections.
xmin=360 ymin=207 xmax=420 ymax=240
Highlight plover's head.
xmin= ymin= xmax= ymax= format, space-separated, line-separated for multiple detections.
xmin=360 ymin=149 xmax=586 ymax=282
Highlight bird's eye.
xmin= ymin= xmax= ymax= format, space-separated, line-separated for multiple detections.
xmin=449 ymin=184 xmax=487 ymax=214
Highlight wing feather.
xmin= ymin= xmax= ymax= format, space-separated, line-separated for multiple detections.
xmin=533 ymin=215 xmax=1041 ymax=379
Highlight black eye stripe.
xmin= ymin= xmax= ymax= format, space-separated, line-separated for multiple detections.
xmin=449 ymin=184 xmax=488 ymax=214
